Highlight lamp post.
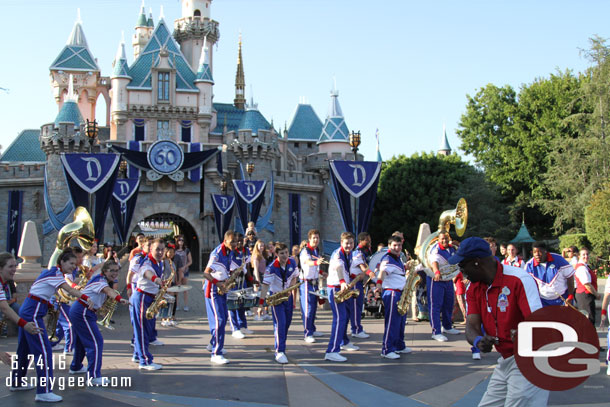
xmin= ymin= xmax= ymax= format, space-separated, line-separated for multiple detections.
xmin=220 ymin=179 xmax=228 ymax=195
xmin=85 ymin=119 xmax=99 ymax=153
xmin=246 ymin=162 xmax=255 ymax=179
xmin=349 ymin=130 xmax=361 ymax=161
xmin=119 ymin=160 xmax=128 ymax=178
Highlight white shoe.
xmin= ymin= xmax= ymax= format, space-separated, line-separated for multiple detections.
xmin=340 ymin=343 xmax=359 ymax=351
xmin=262 ymin=314 xmax=272 ymax=321
xmin=131 ymin=356 xmax=139 ymax=363
xmin=183 ymin=306 xmax=190 ymax=312
xmin=442 ymin=327 xmax=461 ymax=335
xmin=351 ymin=331 xmax=370 ymax=339
xmin=396 ymin=347 xmax=412 ymax=354
xmin=161 ymin=320 xmax=171 ymax=327
xmin=253 ymin=315 xmax=263 ymax=321
xmin=241 ymin=328 xmax=254 ymax=334
xmin=139 ymin=362 xmax=162 ymax=370
xmin=10 ymin=384 xmax=35 ymax=391
xmin=169 ymin=320 xmax=178 ymax=326
xmin=89 ymin=377 xmax=109 ymax=386
xmin=312 ymin=331 xmax=324 ymax=337
xmin=472 ymin=352 xmax=481 ymax=360
xmin=205 ymin=344 xmax=227 ymax=354
xmin=210 ymin=355 xmax=229 ymax=364
xmin=304 ymin=336 xmax=316 ymax=343
xmin=275 ymin=352 xmax=288 ymax=364
xmin=35 ymin=392 xmax=63 ymax=402
xmin=324 ymin=352 xmax=347 ymax=362
xmin=69 ymin=365 xmax=87 ymax=375
xmin=130 ymin=342 xmax=134 ymax=348
xmin=232 ymin=330 xmax=246 ymax=339
xmin=381 ymin=352 xmax=400 ymax=359
xmin=245 ymin=310 xmax=253 ymax=317
xmin=150 ymin=339 xmax=164 ymax=346
xmin=432 ymin=334 xmax=448 ymax=342
xmin=607 ymin=366 xmax=610 ymax=376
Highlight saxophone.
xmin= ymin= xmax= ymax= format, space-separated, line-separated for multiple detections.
xmin=46 ymin=306 xmax=61 ymax=342
xmin=97 ymin=289 xmax=120 ymax=330
xmin=334 ymin=277 xmax=363 ymax=304
xmin=146 ymin=260 xmax=176 ymax=320
xmin=216 ymin=262 xmax=246 ymax=295
xmin=398 ymin=260 xmax=421 ymax=316
xmin=266 ymin=281 xmax=304 ymax=306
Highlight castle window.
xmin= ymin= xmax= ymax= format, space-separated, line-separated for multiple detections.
xmin=134 ymin=119 xmax=145 ymax=141
xmin=308 ymin=143 xmax=313 ymax=148
xmin=157 ymin=120 xmax=170 ymax=139
xmin=158 ymin=72 xmax=170 ymax=101
xmin=181 ymin=120 xmax=192 ymax=142
xmin=194 ymin=9 xmax=201 ymax=17
xmin=294 ymin=142 xmax=299 ymax=148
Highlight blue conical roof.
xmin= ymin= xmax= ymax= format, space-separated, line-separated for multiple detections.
xmin=50 ymin=19 xmax=99 ymax=72
xmin=111 ymin=39 xmax=130 ymax=79
xmin=318 ymin=88 xmax=349 ymax=144
xmin=439 ymin=128 xmax=451 ymax=152
xmin=287 ymin=103 xmax=322 ymax=140
xmin=195 ymin=42 xmax=213 ymax=83
xmin=55 ymin=101 xmax=84 ymax=129
xmin=510 ymin=222 xmax=535 ymax=244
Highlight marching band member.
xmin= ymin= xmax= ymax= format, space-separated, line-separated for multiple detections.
xmin=525 ymin=241 xmax=575 ymax=307
xmin=50 ymin=246 xmax=84 ymax=353
xmin=68 ymin=261 xmax=128 ymax=385
xmin=11 ymin=248 xmax=94 ymax=403
xmin=376 ymin=235 xmax=412 ymax=359
xmin=324 ymin=232 xmax=359 ymax=362
xmin=229 ymin=235 xmax=253 ymax=338
xmin=348 ymin=232 xmax=376 ymax=339
xmin=573 ymin=247 xmax=599 ymax=325
xmin=203 ymin=230 xmax=237 ymax=364
xmin=258 ymin=243 xmax=299 ymax=364
xmin=130 ymin=238 xmax=164 ymax=370
xmin=299 ymin=229 xmax=324 ymax=343
xmin=428 ymin=232 xmax=461 ymax=342
xmin=126 ymin=238 xmax=150 ymax=350
xmin=502 ymin=244 xmax=525 ymax=268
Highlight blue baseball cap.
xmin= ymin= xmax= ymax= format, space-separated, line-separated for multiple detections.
xmin=448 ymin=237 xmax=492 ymax=264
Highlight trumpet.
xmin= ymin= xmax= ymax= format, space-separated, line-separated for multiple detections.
xmin=97 ymin=289 xmax=120 ymax=330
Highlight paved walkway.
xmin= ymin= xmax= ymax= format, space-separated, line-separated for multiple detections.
xmin=1 ymin=273 xmax=609 ymax=406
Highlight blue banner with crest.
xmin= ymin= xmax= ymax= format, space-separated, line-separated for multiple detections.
xmin=211 ymin=194 xmax=235 ymax=243
xmin=328 ymin=160 xmax=381 ymax=234
xmin=110 ymin=178 xmax=140 ymax=245
xmin=233 ymin=180 xmax=267 ymax=231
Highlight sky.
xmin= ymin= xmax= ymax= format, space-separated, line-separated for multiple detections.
xmin=1 ymin=0 xmax=610 ymax=161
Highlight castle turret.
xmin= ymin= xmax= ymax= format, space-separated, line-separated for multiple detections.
xmin=173 ymin=0 xmax=219 ymax=71
xmin=110 ymin=34 xmax=131 ymax=141
xmin=49 ymin=9 xmax=100 ymax=124
xmin=195 ymin=38 xmax=214 ymax=115
xmin=317 ymin=82 xmax=351 ymax=157
xmin=133 ymin=0 xmax=152 ymax=60
xmin=438 ymin=124 xmax=452 ymax=156
xmin=234 ymin=35 xmax=246 ymax=110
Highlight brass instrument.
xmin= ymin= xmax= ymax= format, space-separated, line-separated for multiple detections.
xmin=266 ymin=281 xmax=304 ymax=306
xmin=56 ymin=265 xmax=89 ymax=304
xmin=335 ymin=277 xmax=362 ymax=304
xmin=398 ymin=260 xmax=421 ymax=316
xmin=146 ymin=260 xmax=176 ymax=320
xmin=416 ymin=198 xmax=467 ymax=281
xmin=48 ymin=206 xmax=95 ymax=268
xmin=97 ymin=289 xmax=120 ymax=330
xmin=216 ymin=262 xmax=246 ymax=296
xmin=0 ymin=316 xmax=8 ymax=336
xmin=46 ymin=306 xmax=60 ymax=342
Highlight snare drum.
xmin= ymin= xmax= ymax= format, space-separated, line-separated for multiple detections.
xmin=242 ymin=292 xmax=258 ymax=309
xmin=163 ymin=294 xmax=176 ymax=304
xmin=227 ymin=291 xmax=241 ymax=310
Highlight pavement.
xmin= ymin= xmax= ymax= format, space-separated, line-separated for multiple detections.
xmin=1 ymin=273 xmax=609 ymax=406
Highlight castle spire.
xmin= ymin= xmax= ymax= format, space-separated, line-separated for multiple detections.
xmin=234 ymin=33 xmax=246 ymax=110
xmin=111 ymin=33 xmax=130 ymax=79
xmin=136 ymin=0 xmax=147 ymax=27
xmin=438 ymin=124 xmax=452 ymax=156
xmin=195 ymin=37 xmax=213 ymax=83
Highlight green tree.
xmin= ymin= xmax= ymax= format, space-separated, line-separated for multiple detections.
xmin=369 ymin=153 xmax=511 ymax=252
xmin=584 ymin=182 xmax=610 ymax=258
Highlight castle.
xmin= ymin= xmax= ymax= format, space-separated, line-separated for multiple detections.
xmin=0 ymin=0 xmax=364 ymax=269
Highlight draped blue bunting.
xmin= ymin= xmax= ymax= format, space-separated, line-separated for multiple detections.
xmin=43 ymin=166 xmax=74 ymax=234
xmin=127 ymin=141 xmax=142 ymax=179
xmin=211 ymin=194 xmax=235 ymax=243
xmin=110 ymin=178 xmax=140 ymax=245
xmin=255 ymin=169 xmax=274 ymax=234
xmin=187 ymin=142 xmax=202 ymax=182
xmin=328 ymin=160 xmax=381 ymax=234
xmin=288 ymin=193 xmax=300 ymax=248
xmin=110 ymin=144 xmax=219 ymax=173
xmin=6 ymin=191 xmax=23 ymax=255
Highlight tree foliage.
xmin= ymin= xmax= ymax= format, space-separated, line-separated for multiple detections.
xmin=369 ymin=153 xmax=512 ymax=252
xmin=584 ymin=183 xmax=610 ymax=258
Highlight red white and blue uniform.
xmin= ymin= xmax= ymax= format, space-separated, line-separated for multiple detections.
xmin=379 ymin=251 xmax=409 ymax=355
xmin=69 ymin=274 xmax=111 ymax=379
xmin=228 ymin=247 xmax=250 ymax=332
xmin=467 ymin=262 xmax=548 ymax=405
xmin=427 ymin=243 xmax=456 ymax=335
xmin=11 ymin=267 xmax=65 ymax=394
xmin=325 ymin=248 xmax=353 ymax=353
xmin=348 ymin=244 xmax=368 ymax=335
xmin=204 ymin=243 xmax=233 ymax=356
xmin=299 ymin=244 xmax=322 ymax=338
xmin=525 ymin=252 xmax=574 ymax=307
xmin=49 ymin=267 xmax=79 ymax=352
xmin=574 ymin=262 xmax=597 ymax=324
xmin=502 ymin=257 xmax=525 ymax=269
xmin=130 ymin=254 xmax=163 ymax=367
xmin=264 ymin=258 xmax=299 ymax=354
